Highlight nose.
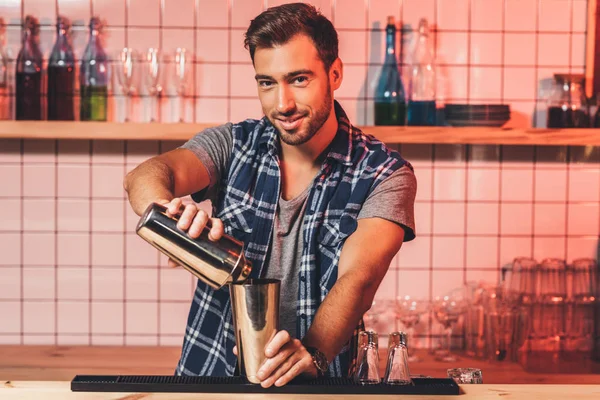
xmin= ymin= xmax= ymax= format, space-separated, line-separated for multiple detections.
xmin=276 ymin=85 xmax=295 ymax=115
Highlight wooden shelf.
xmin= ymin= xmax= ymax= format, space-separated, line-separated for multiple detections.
xmin=1 ymin=121 xmax=600 ymax=145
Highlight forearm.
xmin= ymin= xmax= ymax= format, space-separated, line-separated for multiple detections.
xmin=301 ymin=273 xmax=377 ymax=363
xmin=124 ymin=159 xmax=175 ymax=215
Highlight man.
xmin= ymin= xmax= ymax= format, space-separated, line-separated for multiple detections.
xmin=124 ymin=2 xmax=416 ymax=388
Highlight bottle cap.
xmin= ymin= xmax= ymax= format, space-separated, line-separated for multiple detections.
xmin=387 ymin=16 xmax=395 ymax=25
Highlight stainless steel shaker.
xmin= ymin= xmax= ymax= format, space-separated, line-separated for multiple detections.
xmin=136 ymin=202 xmax=252 ymax=289
xmin=230 ymin=279 xmax=280 ymax=384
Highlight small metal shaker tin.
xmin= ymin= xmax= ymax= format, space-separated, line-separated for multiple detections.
xmin=136 ymin=202 xmax=252 ymax=290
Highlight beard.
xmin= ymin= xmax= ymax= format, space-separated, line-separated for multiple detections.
xmin=269 ymin=81 xmax=333 ymax=146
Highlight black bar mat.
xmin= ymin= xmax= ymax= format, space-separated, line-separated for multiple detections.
xmin=71 ymin=375 xmax=460 ymax=395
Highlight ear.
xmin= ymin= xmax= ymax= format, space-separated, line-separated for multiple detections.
xmin=329 ymin=58 xmax=343 ymax=90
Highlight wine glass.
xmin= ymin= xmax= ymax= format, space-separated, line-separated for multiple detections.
xmin=116 ymin=47 xmax=137 ymax=122
xmin=145 ymin=47 xmax=162 ymax=122
xmin=173 ymin=47 xmax=190 ymax=122
xmin=394 ymin=296 xmax=429 ymax=362
xmin=363 ymin=299 xmax=392 ymax=334
xmin=431 ymin=291 xmax=467 ymax=362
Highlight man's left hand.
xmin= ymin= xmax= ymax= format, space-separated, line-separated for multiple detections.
xmin=234 ymin=330 xmax=318 ymax=387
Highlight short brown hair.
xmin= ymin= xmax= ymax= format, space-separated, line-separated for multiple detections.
xmin=244 ymin=3 xmax=339 ymax=71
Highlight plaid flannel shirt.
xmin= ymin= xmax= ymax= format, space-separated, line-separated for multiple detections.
xmin=176 ymin=101 xmax=411 ymax=377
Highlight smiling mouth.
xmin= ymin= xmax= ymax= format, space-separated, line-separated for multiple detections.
xmin=277 ymin=116 xmax=304 ymax=131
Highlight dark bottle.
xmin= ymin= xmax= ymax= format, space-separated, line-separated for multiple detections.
xmin=16 ymin=15 xmax=43 ymax=121
xmin=407 ymin=18 xmax=436 ymax=126
xmin=80 ymin=17 xmax=108 ymax=121
xmin=547 ymin=74 xmax=589 ymax=128
xmin=374 ymin=16 xmax=406 ymax=126
xmin=48 ymin=16 xmax=75 ymax=121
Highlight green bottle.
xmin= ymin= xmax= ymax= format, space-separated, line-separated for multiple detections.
xmin=80 ymin=17 xmax=108 ymax=121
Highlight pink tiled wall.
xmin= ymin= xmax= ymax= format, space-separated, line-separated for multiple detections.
xmin=0 ymin=0 xmax=597 ymax=347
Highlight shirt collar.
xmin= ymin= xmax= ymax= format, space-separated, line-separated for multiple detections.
xmin=258 ymin=100 xmax=354 ymax=166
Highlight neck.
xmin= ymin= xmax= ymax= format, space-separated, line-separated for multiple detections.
xmin=279 ymin=104 xmax=338 ymax=168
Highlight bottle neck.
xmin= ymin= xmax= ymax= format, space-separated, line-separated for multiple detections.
xmin=384 ymin=24 xmax=397 ymax=64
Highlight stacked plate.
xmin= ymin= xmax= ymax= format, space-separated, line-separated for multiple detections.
xmin=444 ymin=104 xmax=511 ymax=127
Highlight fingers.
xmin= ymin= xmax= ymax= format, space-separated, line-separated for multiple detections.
xmin=164 ymin=198 xmax=183 ymax=216
xmin=177 ymin=203 xmax=199 ymax=231
xmin=168 ymin=259 xmax=179 ymax=268
xmin=208 ymin=218 xmax=224 ymax=241
xmin=265 ymin=330 xmax=292 ymax=358
xmin=233 ymin=346 xmax=238 ymax=356
xmin=273 ymin=357 xmax=313 ymax=387
xmin=256 ymin=338 xmax=299 ymax=382
xmin=188 ymin=209 xmax=209 ymax=238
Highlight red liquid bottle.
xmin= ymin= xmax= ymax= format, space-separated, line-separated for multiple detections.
xmin=15 ymin=15 xmax=43 ymax=120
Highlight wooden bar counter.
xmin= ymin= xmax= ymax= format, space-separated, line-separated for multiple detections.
xmin=1 ymin=346 xmax=600 ymax=399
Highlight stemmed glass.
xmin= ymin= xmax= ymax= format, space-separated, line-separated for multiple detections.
xmin=173 ymin=47 xmax=191 ymax=122
xmin=394 ymin=296 xmax=429 ymax=362
xmin=431 ymin=291 xmax=467 ymax=362
xmin=363 ymin=299 xmax=392 ymax=333
xmin=116 ymin=47 xmax=138 ymax=122
xmin=145 ymin=48 xmax=162 ymax=122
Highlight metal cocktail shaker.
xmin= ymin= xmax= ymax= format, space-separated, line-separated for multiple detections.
xmin=230 ymin=279 xmax=280 ymax=384
xmin=135 ymin=202 xmax=252 ymax=290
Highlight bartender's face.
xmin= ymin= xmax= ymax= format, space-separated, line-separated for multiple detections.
xmin=253 ymin=34 xmax=342 ymax=145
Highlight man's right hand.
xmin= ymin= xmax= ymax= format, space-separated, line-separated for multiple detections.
xmin=158 ymin=198 xmax=225 ymax=269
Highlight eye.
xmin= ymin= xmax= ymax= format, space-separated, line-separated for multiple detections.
xmin=294 ymin=76 xmax=308 ymax=85
xmin=258 ymin=80 xmax=274 ymax=88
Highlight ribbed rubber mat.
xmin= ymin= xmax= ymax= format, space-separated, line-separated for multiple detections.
xmin=71 ymin=375 xmax=460 ymax=395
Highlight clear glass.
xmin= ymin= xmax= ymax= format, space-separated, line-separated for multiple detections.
xmin=407 ymin=18 xmax=436 ymax=126
xmin=173 ymin=47 xmax=190 ymax=122
xmin=432 ymin=291 xmax=467 ymax=362
xmin=0 ymin=18 xmax=9 ymax=120
xmin=145 ymin=48 xmax=162 ymax=122
xmin=80 ymin=17 xmax=108 ymax=121
xmin=354 ymin=331 xmax=381 ymax=385
xmin=16 ymin=15 xmax=43 ymax=121
xmin=447 ymin=368 xmax=483 ymax=384
xmin=374 ymin=16 xmax=406 ymax=126
xmin=383 ymin=332 xmax=411 ymax=385
xmin=394 ymin=296 xmax=429 ymax=362
xmin=546 ymin=74 xmax=589 ymax=128
xmin=116 ymin=47 xmax=137 ymax=122
xmin=48 ymin=15 xmax=75 ymax=121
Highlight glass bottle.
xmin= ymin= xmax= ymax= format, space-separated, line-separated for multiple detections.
xmin=547 ymin=74 xmax=589 ymax=128
xmin=374 ymin=16 xmax=406 ymax=126
xmin=0 ymin=18 xmax=9 ymax=120
xmin=407 ymin=18 xmax=436 ymax=126
xmin=48 ymin=16 xmax=75 ymax=121
xmin=80 ymin=17 xmax=108 ymax=121
xmin=16 ymin=15 xmax=43 ymax=120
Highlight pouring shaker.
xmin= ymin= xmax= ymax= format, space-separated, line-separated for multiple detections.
xmin=136 ymin=202 xmax=252 ymax=290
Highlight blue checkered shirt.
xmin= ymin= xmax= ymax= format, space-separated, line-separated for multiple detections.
xmin=176 ymin=101 xmax=411 ymax=377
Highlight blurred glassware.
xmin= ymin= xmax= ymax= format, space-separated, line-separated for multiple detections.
xmin=0 ymin=18 xmax=9 ymax=120
xmin=484 ymin=285 xmax=522 ymax=362
xmin=48 ymin=15 xmax=75 ymax=121
xmin=432 ymin=290 xmax=468 ymax=362
xmin=116 ymin=47 xmax=138 ymax=122
xmin=80 ymin=16 xmax=108 ymax=121
xmin=463 ymin=282 xmax=492 ymax=359
xmin=374 ymin=16 xmax=406 ymax=126
xmin=447 ymin=368 xmax=483 ymax=384
xmin=354 ymin=331 xmax=381 ymax=385
xmin=144 ymin=48 xmax=162 ymax=122
xmin=364 ymin=299 xmax=393 ymax=333
xmin=383 ymin=331 xmax=412 ymax=385
xmin=395 ymin=295 xmax=429 ymax=362
xmin=546 ymin=73 xmax=589 ymax=128
xmin=16 ymin=15 xmax=43 ymax=120
xmin=566 ymin=258 xmax=598 ymax=352
xmin=173 ymin=47 xmax=190 ymax=122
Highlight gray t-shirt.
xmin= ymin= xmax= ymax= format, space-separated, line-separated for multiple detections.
xmin=180 ymin=123 xmax=417 ymax=338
